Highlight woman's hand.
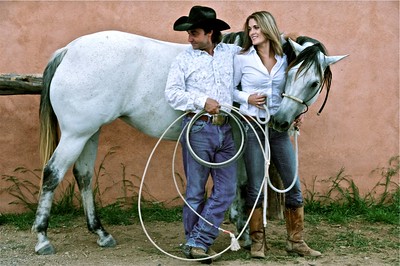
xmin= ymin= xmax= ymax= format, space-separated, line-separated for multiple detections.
xmin=248 ymin=93 xmax=266 ymax=109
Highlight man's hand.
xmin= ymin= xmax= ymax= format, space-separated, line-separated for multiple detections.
xmin=204 ymin=98 xmax=220 ymax=114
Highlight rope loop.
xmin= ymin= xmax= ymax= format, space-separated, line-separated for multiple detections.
xmin=185 ymin=108 xmax=246 ymax=168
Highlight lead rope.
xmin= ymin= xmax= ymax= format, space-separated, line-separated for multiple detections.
xmin=255 ymin=106 xmax=270 ymax=228
xmin=255 ymin=104 xmax=300 ymax=229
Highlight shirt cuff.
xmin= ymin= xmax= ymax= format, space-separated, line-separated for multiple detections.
xmin=194 ymin=95 xmax=208 ymax=110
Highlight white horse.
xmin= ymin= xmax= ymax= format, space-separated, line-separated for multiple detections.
xmin=32 ymin=30 xmax=347 ymax=255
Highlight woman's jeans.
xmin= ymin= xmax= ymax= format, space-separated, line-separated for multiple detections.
xmin=180 ymin=116 xmax=237 ymax=251
xmin=243 ymin=121 xmax=303 ymax=209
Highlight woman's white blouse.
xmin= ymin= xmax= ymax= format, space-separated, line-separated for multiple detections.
xmin=233 ymin=46 xmax=288 ymax=117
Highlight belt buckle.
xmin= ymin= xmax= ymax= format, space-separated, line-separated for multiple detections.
xmin=212 ymin=114 xmax=227 ymax=126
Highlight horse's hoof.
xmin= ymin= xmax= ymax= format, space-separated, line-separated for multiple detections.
xmin=97 ymin=234 xmax=116 ymax=247
xmin=35 ymin=241 xmax=56 ymax=255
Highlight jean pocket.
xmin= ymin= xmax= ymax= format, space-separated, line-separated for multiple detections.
xmin=190 ymin=120 xmax=206 ymax=134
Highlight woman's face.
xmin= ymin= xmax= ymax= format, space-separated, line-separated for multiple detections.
xmin=247 ymin=18 xmax=266 ymax=46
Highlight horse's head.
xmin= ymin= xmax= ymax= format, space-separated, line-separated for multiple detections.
xmin=270 ymin=37 xmax=348 ymax=132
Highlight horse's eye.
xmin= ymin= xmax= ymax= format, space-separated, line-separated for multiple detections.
xmin=311 ymin=81 xmax=319 ymax=88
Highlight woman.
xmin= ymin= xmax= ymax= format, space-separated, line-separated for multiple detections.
xmin=233 ymin=11 xmax=321 ymax=259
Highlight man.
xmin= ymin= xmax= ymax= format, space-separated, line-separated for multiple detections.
xmin=165 ymin=6 xmax=241 ymax=262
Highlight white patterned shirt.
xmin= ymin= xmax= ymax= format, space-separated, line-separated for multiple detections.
xmin=165 ymin=43 xmax=241 ymax=113
xmin=233 ymin=46 xmax=288 ymax=117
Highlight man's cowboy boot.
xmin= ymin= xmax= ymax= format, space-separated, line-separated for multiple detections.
xmin=248 ymin=207 xmax=266 ymax=258
xmin=284 ymin=206 xmax=321 ymax=257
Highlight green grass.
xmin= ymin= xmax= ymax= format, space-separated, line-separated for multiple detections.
xmin=1 ymin=152 xmax=398 ymax=231
xmin=304 ymin=156 xmax=399 ymax=225
xmin=97 ymin=201 xmax=183 ymax=226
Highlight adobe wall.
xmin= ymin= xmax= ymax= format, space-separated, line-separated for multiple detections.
xmin=0 ymin=1 xmax=398 ymax=213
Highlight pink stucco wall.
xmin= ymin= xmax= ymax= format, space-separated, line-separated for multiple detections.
xmin=0 ymin=1 xmax=398 ymax=213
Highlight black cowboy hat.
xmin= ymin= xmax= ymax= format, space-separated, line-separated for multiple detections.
xmin=173 ymin=6 xmax=230 ymax=31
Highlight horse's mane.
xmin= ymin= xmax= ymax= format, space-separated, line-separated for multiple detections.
xmin=221 ymin=32 xmax=245 ymax=47
xmin=284 ymin=36 xmax=331 ymax=83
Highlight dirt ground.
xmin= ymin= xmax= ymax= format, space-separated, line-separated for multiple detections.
xmin=1 ymin=218 xmax=399 ymax=266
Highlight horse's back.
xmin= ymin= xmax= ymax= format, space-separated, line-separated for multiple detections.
xmin=50 ymin=31 xmax=187 ymax=138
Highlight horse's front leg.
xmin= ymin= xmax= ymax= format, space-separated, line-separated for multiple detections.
xmin=230 ymin=183 xmax=252 ymax=249
xmin=32 ymin=161 xmax=62 ymax=255
xmin=73 ymin=131 xmax=116 ymax=248
xmin=231 ymin=159 xmax=252 ymax=248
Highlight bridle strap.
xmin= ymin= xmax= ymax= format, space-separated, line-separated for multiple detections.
xmin=281 ymin=93 xmax=304 ymax=104
xmin=316 ymin=85 xmax=330 ymax=116
xmin=281 ymin=82 xmax=325 ymax=117
xmin=281 ymin=92 xmax=309 ymax=116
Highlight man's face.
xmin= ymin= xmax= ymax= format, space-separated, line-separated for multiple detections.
xmin=187 ymin=28 xmax=213 ymax=51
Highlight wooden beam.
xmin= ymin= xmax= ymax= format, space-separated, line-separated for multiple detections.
xmin=0 ymin=73 xmax=42 ymax=95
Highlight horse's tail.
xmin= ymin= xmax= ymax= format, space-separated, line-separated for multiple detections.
xmin=39 ymin=47 xmax=68 ymax=169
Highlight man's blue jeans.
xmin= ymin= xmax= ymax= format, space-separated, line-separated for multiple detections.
xmin=180 ymin=116 xmax=237 ymax=251
xmin=243 ymin=121 xmax=303 ymax=209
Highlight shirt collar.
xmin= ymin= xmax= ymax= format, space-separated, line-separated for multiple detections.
xmin=249 ymin=46 xmax=257 ymax=54
xmin=190 ymin=43 xmax=225 ymax=56
xmin=249 ymin=45 xmax=285 ymax=61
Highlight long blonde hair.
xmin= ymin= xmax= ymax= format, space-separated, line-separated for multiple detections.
xmin=241 ymin=11 xmax=283 ymax=56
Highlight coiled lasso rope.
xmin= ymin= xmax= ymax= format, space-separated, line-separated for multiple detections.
xmin=138 ymin=105 xmax=248 ymax=262
xmin=138 ymin=104 xmax=300 ymax=262
xmin=185 ymin=109 xmax=246 ymax=168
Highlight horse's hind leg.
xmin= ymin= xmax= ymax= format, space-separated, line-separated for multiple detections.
xmin=32 ymin=136 xmax=89 ymax=255
xmin=73 ymin=130 xmax=116 ymax=248
xmin=32 ymin=161 xmax=60 ymax=255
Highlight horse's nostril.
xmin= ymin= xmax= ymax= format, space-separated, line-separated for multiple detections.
xmin=281 ymin=122 xmax=290 ymax=130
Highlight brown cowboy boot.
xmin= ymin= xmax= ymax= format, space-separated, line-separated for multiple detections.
xmin=248 ymin=207 xmax=266 ymax=258
xmin=284 ymin=206 xmax=321 ymax=257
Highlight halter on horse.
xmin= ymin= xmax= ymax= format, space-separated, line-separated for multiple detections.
xmin=32 ymin=30 xmax=347 ymax=255
xmin=271 ymin=36 xmax=348 ymax=131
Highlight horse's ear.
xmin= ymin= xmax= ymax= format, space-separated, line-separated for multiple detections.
xmin=288 ymin=38 xmax=305 ymax=56
xmin=324 ymin=54 xmax=349 ymax=66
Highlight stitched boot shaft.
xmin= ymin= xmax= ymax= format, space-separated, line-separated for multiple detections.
xmin=284 ymin=206 xmax=321 ymax=257
xmin=248 ymin=207 xmax=266 ymax=258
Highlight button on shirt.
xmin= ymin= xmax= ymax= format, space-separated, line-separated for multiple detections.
xmin=233 ymin=46 xmax=288 ymax=117
xmin=165 ymin=43 xmax=241 ymax=113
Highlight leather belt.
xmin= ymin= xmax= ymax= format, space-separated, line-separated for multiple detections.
xmin=187 ymin=113 xmax=229 ymax=126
